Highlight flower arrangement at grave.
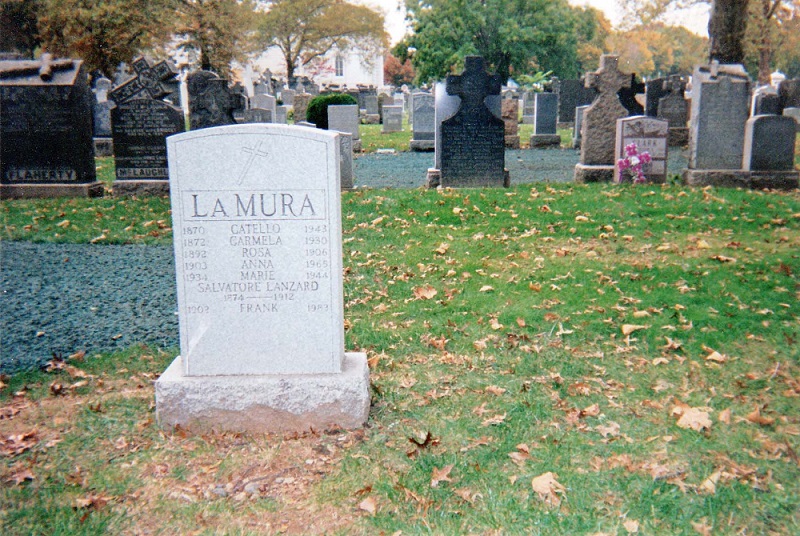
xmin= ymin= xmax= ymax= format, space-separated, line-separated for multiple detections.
xmin=616 ymin=143 xmax=652 ymax=184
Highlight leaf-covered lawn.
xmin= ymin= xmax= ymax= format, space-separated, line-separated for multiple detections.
xmin=1 ymin=183 xmax=799 ymax=534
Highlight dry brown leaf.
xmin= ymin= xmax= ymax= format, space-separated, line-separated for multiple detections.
xmin=621 ymin=324 xmax=648 ymax=336
xmin=710 ymin=255 xmax=736 ymax=263
xmin=485 ymin=385 xmax=507 ymax=396
xmin=412 ymin=285 xmax=437 ymax=300
xmin=704 ymin=350 xmax=728 ymax=363
xmin=6 ymin=467 xmax=35 ymax=485
xmin=482 ymin=413 xmax=507 ymax=427
xmin=691 ymin=520 xmax=713 ymax=535
xmin=746 ymin=406 xmax=775 ymax=427
xmin=696 ymin=239 xmax=711 ymax=249
xmin=531 ymin=472 xmax=566 ymax=507
xmin=516 ymin=317 xmax=526 ymax=327
xmin=434 ymin=242 xmax=450 ymax=255
xmin=623 ymin=519 xmax=640 ymax=533
xmin=358 ymin=496 xmax=377 ymax=515
xmin=698 ymin=470 xmax=721 ymax=495
xmin=581 ymin=404 xmax=601 ymax=417
xmin=674 ymin=406 xmax=712 ymax=432
xmin=595 ymin=422 xmax=620 ymax=438
xmin=489 ymin=318 xmax=503 ymax=330
xmin=479 ymin=285 xmax=494 ymax=293
xmin=431 ymin=464 xmax=454 ymax=488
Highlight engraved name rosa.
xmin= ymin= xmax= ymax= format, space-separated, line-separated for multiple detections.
xmin=188 ymin=191 xmax=321 ymax=219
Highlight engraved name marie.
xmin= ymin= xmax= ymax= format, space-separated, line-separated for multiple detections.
xmin=185 ymin=190 xmax=325 ymax=220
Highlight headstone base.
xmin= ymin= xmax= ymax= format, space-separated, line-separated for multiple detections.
xmin=0 ymin=182 xmax=104 ymax=200
xmin=426 ymin=168 xmax=510 ymax=188
xmin=574 ymin=164 xmax=615 ymax=183
xmin=504 ymin=135 xmax=520 ymax=149
xmin=94 ymin=138 xmax=114 ymax=157
xmin=362 ymin=114 xmax=380 ymax=125
xmin=410 ymin=140 xmax=435 ymax=151
xmin=353 ymin=140 xmax=362 ymax=152
xmin=113 ymin=180 xmax=170 ymax=197
xmin=155 ymin=353 xmax=370 ymax=434
xmin=557 ymin=122 xmax=573 ymax=129
xmin=530 ymin=134 xmax=561 ymax=148
xmin=668 ymin=128 xmax=688 ymax=147
xmin=682 ymin=169 xmax=799 ymax=190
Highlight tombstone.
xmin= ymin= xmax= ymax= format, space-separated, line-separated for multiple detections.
xmin=431 ymin=56 xmax=507 ymax=188
xmin=530 ymin=92 xmax=560 ymax=148
xmin=783 ymin=107 xmax=800 ymax=132
xmin=293 ymin=93 xmax=312 ymax=123
xmin=0 ymin=55 xmax=103 ymax=199
xmin=364 ymin=95 xmax=380 ymax=124
xmin=742 ymin=115 xmax=797 ymax=171
xmin=433 ymin=81 xmax=461 ymax=169
xmin=614 ymin=116 xmax=669 ymax=184
xmin=382 ymin=105 xmax=403 ymax=133
xmin=155 ymin=123 xmax=369 ymax=433
xmin=556 ymin=78 xmax=597 ymax=125
xmin=686 ymin=63 xmax=750 ymax=172
xmin=751 ymin=86 xmax=781 ymax=115
xmin=410 ymin=92 xmax=435 ymax=151
xmin=645 ymin=77 xmax=667 ymax=117
xmin=187 ymin=71 xmax=237 ymax=130
xmin=111 ymin=99 xmax=184 ymax=196
xmin=502 ymin=99 xmax=520 ymax=149
xmin=92 ymin=76 xmax=115 ymax=156
xmin=108 ymin=57 xmax=176 ymax=105
xmin=338 ymin=132 xmax=354 ymax=189
xmin=657 ymin=76 xmax=689 ymax=147
xmin=251 ymin=93 xmax=276 ymax=118
xmin=280 ymin=88 xmax=296 ymax=106
xmin=327 ymin=104 xmax=361 ymax=151
xmin=618 ymin=75 xmax=645 ymax=116
xmin=242 ymin=108 xmax=273 ymax=123
xmin=574 ymin=55 xmax=632 ymax=182
xmin=572 ymin=105 xmax=589 ymax=149
xmin=778 ymin=78 xmax=800 ymax=110
xmin=521 ymin=91 xmax=535 ymax=124
xmin=275 ymin=105 xmax=288 ymax=124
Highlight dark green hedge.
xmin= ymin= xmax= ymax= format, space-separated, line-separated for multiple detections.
xmin=306 ymin=93 xmax=358 ymax=129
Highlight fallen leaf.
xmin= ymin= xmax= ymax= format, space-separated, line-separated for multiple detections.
xmin=479 ymin=285 xmax=494 ymax=293
xmin=489 ymin=318 xmax=503 ymax=330
xmin=710 ymin=255 xmax=736 ymax=263
xmin=691 ymin=520 xmax=713 ymax=536
xmin=718 ymin=408 xmax=731 ymax=424
xmin=6 ymin=467 xmax=35 ymax=485
xmin=531 ymin=472 xmax=566 ymax=506
xmin=412 ymin=285 xmax=437 ymax=300
xmin=623 ymin=519 xmax=640 ymax=533
xmin=746 ymin=406 xmax=775 ymax=427
xmin=699 ymin=470 xmax=721 ymax=495
xmin=482 ymin=414 xmax=507 ymax=427
xmin=485 ymin=385 xmax=506 ymax=396
xmin=595 ymin=422 xmax=621 ymax=438
xmin=704 ymin=350 xmax=728 ymax=363
xmin=516 ymin=317 xmax=526 ymax=327
xmin=674 ymin=406 xmax=712 ymax=432
xmin=434 ymin=243 xmax=450 ymax=255
xmin=431 ymin=464 xmax=454 ymax=488
xmin=696 ymin=239 xmax=711 ymax=249
xmin=358 ymin=497 xmax=377 ymax=515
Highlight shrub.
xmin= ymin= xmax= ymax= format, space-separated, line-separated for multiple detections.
xmin=306 ymin=93 xmax=357 ymax=129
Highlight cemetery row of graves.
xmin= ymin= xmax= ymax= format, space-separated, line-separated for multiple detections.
xmin=1 ymin=50 xmax=799 ymax=533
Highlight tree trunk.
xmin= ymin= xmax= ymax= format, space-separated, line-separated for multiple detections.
xmin=708 ymin=0 xmax=750 ymax=64
xmin=286 ymin=57 xmax=295 ymax=84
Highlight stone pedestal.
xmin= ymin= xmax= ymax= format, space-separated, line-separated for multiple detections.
xmin=112 ymin=180 xmax=170 ymax=197
xmin=94 ymin=138 xmax=114 ymax=157
xmin=155 ymin=353 xmax=370 ymax=433
xmin=0 ymin=182 xmax=104 ymax=200
xmin=682 ymin=169 xmax=799 ymax=190
xmin=574 ymin=164 xmax=615 ymax=183
xmin=410 ymin=139 xmax=435 ymax=151
xmin=426 ymin=167 xmax=510 ymax=188
xmin=504 ymin=135 xmax=520 ymax=149
xmin=530 ymin=134 xmax=561 ymax=148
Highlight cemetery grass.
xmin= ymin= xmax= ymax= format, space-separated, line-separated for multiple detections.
xmin=2 ymin=184 xmax=800 ymax=534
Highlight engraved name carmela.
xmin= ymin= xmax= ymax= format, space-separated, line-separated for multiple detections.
xmin=186 ymin=190 xmax=325 ymax=220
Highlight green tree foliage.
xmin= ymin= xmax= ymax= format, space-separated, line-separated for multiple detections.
xmin=1 ymin=0 xmax=42 ymax=58
xmin=174 ymin=0 xmax=259 ymax=75
xmin=743 ymin=0 xmax=800 ymax=83
xmin=256 ymin=0 xmax=387 ymax=82
xmin=34 ymin=0 xmax=175 ymax=76
xmin=403 ymin=0 xmax=587 ymax=84
xmin=574 ymin=6 xmax=613 ymax=72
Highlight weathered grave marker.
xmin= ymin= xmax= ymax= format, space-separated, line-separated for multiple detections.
xmin=327 ymin=104 xmax=361 ymax=151
xmin=410 ymin=92 xmax=435 ymax=151
xmin=657 ymin=76 xmax=689 ymax=146
xmin=156 ymin=123 xmax=369 ymax=433
xmin=188 ymin=71 xmax=237 ymax=129
xmin=502 ymin=99 xmax=520 ymax=149
xmin=1 ymin=54 xmax=102 ymax=199
xmin=614 ymin=116 xmax=669 ymax=184
xmin=382 ymin=105 xmax=403 ymax=133
xmin=530 ymin=92 xmax=560 ymax=148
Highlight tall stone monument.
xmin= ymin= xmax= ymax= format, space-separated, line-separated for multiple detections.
xmin=574 ymin=55 xmax=632 ymax=182
xmin=155 ymin=124 xmax=369 ymax=433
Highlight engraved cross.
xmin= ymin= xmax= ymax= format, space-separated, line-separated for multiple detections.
xmin=238 ymin=142 xmax=269 ymax=184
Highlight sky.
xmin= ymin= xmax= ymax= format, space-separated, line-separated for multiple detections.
xmin=358 ymin=0 xmax=711 ymax=45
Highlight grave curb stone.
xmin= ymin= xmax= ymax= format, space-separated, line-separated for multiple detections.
xmin=682 ymin=169 xmax=798 ymax=190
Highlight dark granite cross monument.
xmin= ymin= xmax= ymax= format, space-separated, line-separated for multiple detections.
xmin=109 ymin=57 xmax=176 ymax=104
xmin=574 ymin=55 xmax=632 ymax=183
xmin=436 ymin=56 xmax=507 ymax=187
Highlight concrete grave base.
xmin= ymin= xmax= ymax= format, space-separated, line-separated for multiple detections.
xmin=362 ymin=114 xmax=380 ymax=125
xmin=409 ymin=140 xmax=435 ymax=151
xmin=529 ymin=134 xmax=561 ymax=148
xmin=574 ymin=164 xmax=614 ymax=183
xmin=682 ymin=169 xmax=799 ymax=190
xmin=94 ymin=138 xmax=114 ymax=157
xmin=427 ymin=168 xmax=510 ymax=188
xmin=504 ymin=135 xmax=521 ymax=149
xmin=155 ymin=353 xmax=370 ymax=434
xmin=113 ymin=180 xmax=170 ymax=197
xmin=352 ymin=140 xmax=362 ymax=152
xmin=0 ymin=182 xmax=104 ymax=200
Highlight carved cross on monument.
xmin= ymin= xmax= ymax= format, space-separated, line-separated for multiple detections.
xmin=585 ymin=55 xmax=631 ymax=116
xmin=109 ymin=57 xmax=176 ymax=104
xmin=446 ymin=56 xmax=502 ymax=118
xmin=238 ymin=142 xmax=269 ymax=184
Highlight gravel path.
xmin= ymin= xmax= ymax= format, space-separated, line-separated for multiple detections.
xmin=1 ymin=148 xmax=689 ymax=373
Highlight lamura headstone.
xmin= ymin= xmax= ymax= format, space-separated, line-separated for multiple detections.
xmin=188 ymin=70 xmax=237 ymax=130
xmin=530 ymin=92 xmax=560 ymax=148
xmin=1 ymin=54 xmax=103 ymax=199
xmin=614 ymin=116 xmax=669 ymax=184
xmin=410 ymin=92 xmax=435 ymax=151
xmin=433 ymin=56 xmax=507 ymax=187
xmin=155 ymin=123 xmax=369 ymax=433
xmin=574 ymin=55 xmax=631 ymax=182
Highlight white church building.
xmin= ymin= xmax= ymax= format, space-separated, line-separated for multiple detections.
xmin=253 ymin=45 xmax=385 ymax=89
